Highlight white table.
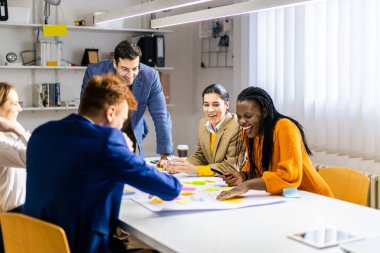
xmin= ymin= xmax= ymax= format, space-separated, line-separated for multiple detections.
xmin=118 ymin=181 xmax=380 ymax=253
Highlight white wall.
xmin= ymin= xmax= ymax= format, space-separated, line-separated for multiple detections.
xmin=141 ymin=14 xmax=248 ymax=156
xmin=141 ymin=19 xmax=240 ymax=156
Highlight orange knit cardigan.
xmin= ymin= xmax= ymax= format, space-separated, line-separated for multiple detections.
xmin=241 ymin=118 xmax=333 ymax=197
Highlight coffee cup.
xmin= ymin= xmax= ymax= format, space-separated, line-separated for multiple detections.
xmin=177 ymin=144 xmax=188 ymax=158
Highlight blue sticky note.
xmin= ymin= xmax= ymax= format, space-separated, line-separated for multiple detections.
xmin=283 ymin=188 xmax=301 ymax=198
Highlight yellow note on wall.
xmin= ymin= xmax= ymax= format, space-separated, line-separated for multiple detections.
xmin=43 ymin=25 xmax=67 ymax=37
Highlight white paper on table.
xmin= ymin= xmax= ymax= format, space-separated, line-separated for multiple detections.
xmin=130 ymin=177 xmax=286 ymax=212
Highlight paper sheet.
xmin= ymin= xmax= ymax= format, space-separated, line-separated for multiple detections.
xmin=129 ymin=177 xmax=285 ymax=212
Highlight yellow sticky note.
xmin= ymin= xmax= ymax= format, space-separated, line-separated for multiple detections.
xmin=43 ymin=24 xmax=68 ymax=37
xmin=175 ymin=199 xmax=190 ymax=204
xmin=221 ymin=196 xmax=243 ymax=203
xmin=180 ymin=191 xmax=194 ymax=196
xmin=149 ymin=198 xmax=164 ymax=204
xmin=204 ymin=180 xmax=217 ymax=183
xmin=221 ymin=187 xmax=234 ymax=191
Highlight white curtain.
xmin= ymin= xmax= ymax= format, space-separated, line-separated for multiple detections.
xmin=250 ymin=0 xmax=380 ymax=161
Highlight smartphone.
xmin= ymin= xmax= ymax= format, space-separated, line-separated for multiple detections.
xmin=210 ymin=168 xmax=224 ymax=176
xmin=150 ymin=160 xmax=159 ymax=164
xmin=288 ymin=228 xmax=362 ymax=249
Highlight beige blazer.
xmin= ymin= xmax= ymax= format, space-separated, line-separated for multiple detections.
xmin=187 ymin=112 xmax=240 ymax=173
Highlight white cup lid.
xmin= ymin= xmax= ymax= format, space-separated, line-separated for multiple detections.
xmin=177 ymin=144 xmax=189 ymax=150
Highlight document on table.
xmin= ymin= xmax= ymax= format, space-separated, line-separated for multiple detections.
xmin=127 ymin=177 xmax=285 ymax=212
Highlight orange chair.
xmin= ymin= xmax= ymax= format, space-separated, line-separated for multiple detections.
xmin=318 ymin=167 xmax=370 ymax=206
xmin=0 ymin=213 xmax=70 ymax=253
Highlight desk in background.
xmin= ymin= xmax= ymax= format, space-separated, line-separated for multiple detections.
xmin=119 ymin=179 xmax=380 ymax=253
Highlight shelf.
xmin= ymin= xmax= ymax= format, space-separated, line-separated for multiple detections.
xmin=66 ymin=25 xmax=172 ymax=34
xmin=155 ymin=67 xmax=174 ymax=71
xmin=0 ymin=23 xmax=41 ymax=29
xmin=0 ymin=65 xmax=86 ymax=70
xmin=22 ymin=106 xmax=78 ymax=112
xmin=0 ymin=23 xmax=172 ymax=34
xmin=0 ymin=65 xmax=173 ymax=71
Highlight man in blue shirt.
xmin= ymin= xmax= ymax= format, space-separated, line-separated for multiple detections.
xmin=81 ymin=40 xmax=173 ymax=158
xmin=23 ymin=74 xmax=181 ymax=253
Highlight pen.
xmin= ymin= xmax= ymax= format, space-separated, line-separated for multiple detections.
xmin=210 ymin=168 xmax=224 ymax=176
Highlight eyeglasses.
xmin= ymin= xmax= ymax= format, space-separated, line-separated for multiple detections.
xmin=118 ymin=64 xmax=142 ymax=75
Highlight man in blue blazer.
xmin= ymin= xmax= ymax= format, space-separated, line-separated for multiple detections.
xmin=23 ymin=74 xmax=182 ymax=253
xmin=81 ymin=40 xmax=173 ymax=158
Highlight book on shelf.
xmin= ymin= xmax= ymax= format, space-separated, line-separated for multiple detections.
xmin=32 ymin=83 xmax=61 ymax=108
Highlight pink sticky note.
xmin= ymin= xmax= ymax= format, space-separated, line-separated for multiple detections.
xmin=182 ymin=186 xmax=196 ymax=191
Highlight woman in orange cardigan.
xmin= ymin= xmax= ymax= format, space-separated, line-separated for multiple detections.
xmin=217 ymin=87 xmax=333 ymax=199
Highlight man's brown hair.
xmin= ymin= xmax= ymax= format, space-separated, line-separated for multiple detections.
xmin=79 ymin=73 xmax=137 ymax=116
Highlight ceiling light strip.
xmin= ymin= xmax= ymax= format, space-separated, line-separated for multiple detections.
xmin=151 ymin=0 xmax=317 ymax=28
xmin=94 ymin=0 xmax=214 ymax=24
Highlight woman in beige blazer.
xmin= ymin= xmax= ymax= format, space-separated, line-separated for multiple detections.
xmin=167 ymin=84 xmax=240 ymax=176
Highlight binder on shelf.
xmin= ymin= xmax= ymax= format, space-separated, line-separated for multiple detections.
xmin=42 ymin=83 xmax=49 ymax=107
xmin=55 ymin=83 xmax=61 ymax=106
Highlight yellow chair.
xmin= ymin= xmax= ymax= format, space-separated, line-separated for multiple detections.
xmin=0 ymin=213 xmax=70 ymax=253
xmin=318 ymin=167 xmax=370 ymax=206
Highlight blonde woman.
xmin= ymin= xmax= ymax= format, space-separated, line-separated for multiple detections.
xmin=0 ymin=82 xmax=30 ymax=212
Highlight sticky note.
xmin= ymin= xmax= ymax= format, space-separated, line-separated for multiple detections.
xmin=191 ymin=181 xmax=206 ymax=185
xmin=221 ymin=196 xmax=243 ymax=203
xmin=221 ymin=187 xmax=234 ymax=191
xmin=43 ymin=24 xmax=68 ymax=37
xmin=183 ymin=181 xmax=193 ymax=185
xmin=181 ymin=186 xmax=196 ymax=191
xmin=175 ymin=199 xmax=190 ymax=204
xmin=204 ymin=188 xmax=219 ymax=192
xmin=149 ymin=198 xmax=165 ymax=204
xmin=204 ymin=180 xmax=217 ymax=183
xmin=283 ymin=187 xmax=301 ymax=198
xmin=181 ymin=191 xmax=194 ymax=196
xmin=123 ymin=190 xmax=135 ymax=196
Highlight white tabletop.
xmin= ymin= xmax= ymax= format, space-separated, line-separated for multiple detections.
xmin=119 ymin=178 xmax=380 ymax=253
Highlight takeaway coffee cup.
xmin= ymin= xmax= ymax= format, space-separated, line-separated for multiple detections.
xmin=177 ymin=144 xmax=189 ymax=158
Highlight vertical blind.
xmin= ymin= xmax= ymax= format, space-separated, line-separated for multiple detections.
xmin=250 ymin=0 xmax=380 ymax=161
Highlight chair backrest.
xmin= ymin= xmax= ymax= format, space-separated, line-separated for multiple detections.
xmin=318 ymin=167 xmax=370 ymax=206
xmin=0 ymin=213 xmax=70 ymax=253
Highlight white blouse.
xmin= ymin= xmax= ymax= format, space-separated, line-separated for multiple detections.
xmin=0 ymin=131 xmax=30 ymax=212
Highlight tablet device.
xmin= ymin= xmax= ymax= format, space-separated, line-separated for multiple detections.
xmin=288 ymin=228 xmax=362 ymax=249
xmin=340 ymin=236 xmax=380 ymax=253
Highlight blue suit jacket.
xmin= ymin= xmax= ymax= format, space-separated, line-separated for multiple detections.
xmin=23 ymin=114 xmax=181 ymax=253
xmin=81 ymin=60 xmax=173 ymax=156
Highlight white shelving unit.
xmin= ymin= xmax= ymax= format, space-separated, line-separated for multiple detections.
xmin=0 ymin=22 xmax=174 ymax=130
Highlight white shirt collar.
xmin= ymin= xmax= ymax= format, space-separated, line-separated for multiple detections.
xmin=205 ymin=114 xmax=227 ymax=134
